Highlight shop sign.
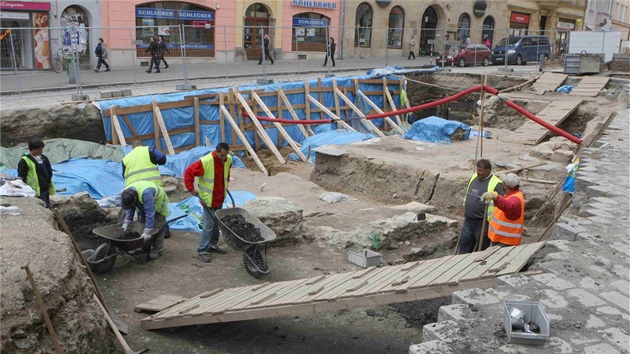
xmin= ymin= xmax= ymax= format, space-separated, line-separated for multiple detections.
xmin=291 ymin=0 xmax=337 ymax=10
xmin=0 ymin=11 xmax=29 ymax=19
xmin=510 ymin=12 xmax=530 ymax=24
xmin=136 ymin=8 xmax=175 ymax=19
xmin=191 ymin=20 xmax=212 ymax=28
xmin=292 ymin=18 xmax=329 ymax=27
xmin=557 ymin=21 xmax=575 ymax=30
xmin=178 ymin=10 xmax=214 ymax=21
xmin=0 ymin=1 xmax=50 ymax=11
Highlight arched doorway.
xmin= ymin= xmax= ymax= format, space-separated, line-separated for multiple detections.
xmin=354 ymin=2 xmax=373 ymax=48
xmin=482 ymin=16 xmax=495 ymax=47
xmin=457 ymin=13 xmax=471 ymax=44
xmin=60 ymin=5 xmax=90 ymax=69
xmin=419 ymin=6 xmax=438 ymax=55
xmin=387 ymin=6 xmax=404 ymax=49
xmin=244 ymin=3 xmax=270 ymax=61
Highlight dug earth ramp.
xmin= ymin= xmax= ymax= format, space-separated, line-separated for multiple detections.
xmin=0 ymin=197 xmax=120 ymax=353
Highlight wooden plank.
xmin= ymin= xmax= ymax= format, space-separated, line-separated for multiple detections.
xmin=531 ymin=73 xmax=567 ymax=94
xmin=218 ymin=93 xmax=226 ymax=144
xmin=278 ymin=88 xmax=312 ymax=138
xmin=293 ymin=272 xmax=365 ymax=304
xmin=110 ymin=106 xmax=126 ymax=146
xmin=428 ymin=253 xmax=481 ymax=286
xmin=395 ymin=256 xmax=455 ymax=293
xmin=408 ymin=253 xmax=473 ymax=289
xmin=496 ymin=242 xmax=546 ymax=276
xmin=152 ymin=100 xmax=175 ymax=155
xmin=120 ymin=114 xmax=138 ymax=137
xmin=508 ymin=100 xmax=582 ymax=145
xmin=134 ymin=295 xmax=188 ymax=313
xmin=304 ymin=81 xmax=311 ymax=125
xmin=384 ymin=78 xmax=403 ymax=125
xmin=317 ymin=78 xmax=325 ymax=122
xmin=306 ymin=95 xmax=356 ymax=132
xmin=324 ymin=267 xmax=398 ymax=300
xmin=220 ymin=105 xmax=268 ymax=175
xmin=251 ymin=91 xmax=307 ymax=162
xmin=495 ymin=162 xmax=546 ymax=175
xmin=458 ymin=246 xmax=516 ymax=282
xmin=331 ymin=87 xmax=384 ymax=136
xmin=332 ymin=78 xmax=342 ymax=130
xmin=235 ymin=91 xmax=286 ymax=164
xmin=194 ymin=97 xmax=201 ymax=147
xmin=360 ymin=91 xmax=406 ymax=134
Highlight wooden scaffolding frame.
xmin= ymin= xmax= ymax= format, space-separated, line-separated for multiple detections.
xmin=101 ymin=78 xmax=406 ymax=175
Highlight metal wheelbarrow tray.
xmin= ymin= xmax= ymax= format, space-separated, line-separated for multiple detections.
xmin=215 ymin=207 xmax=277 ymax=278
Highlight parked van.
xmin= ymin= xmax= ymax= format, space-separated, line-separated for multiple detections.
xmin=491 ymin=36 xmax=551 ymax=65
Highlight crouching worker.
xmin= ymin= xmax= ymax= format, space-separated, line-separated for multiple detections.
xmin=483 ymin=173 xmax=525 ymax=247
xmin=120 ymin=181 xmax=170 ymax=260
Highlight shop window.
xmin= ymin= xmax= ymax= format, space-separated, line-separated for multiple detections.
xmin=354 ymin=2 xmax=372 ymax=48
xmin=457 ymin=13 xmax=471 ymax=43
xmin=135 ymin=2 xmax=215 ymax=58
xmin=292 ymin=12 xmax=329 ymax=52
xmin=388 ymin=6 xmax=404 ymax=49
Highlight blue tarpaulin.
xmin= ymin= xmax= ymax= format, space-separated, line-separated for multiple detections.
xmin=402 ymin=116 xmax=471 ymax=145
xmin=289 ymin=130 xmax=375 ymax=162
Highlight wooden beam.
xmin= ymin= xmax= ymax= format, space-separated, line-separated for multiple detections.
xmin=120 ymin=114 xmax=138 ymax=137
xmin=194 ymin=97 xmax=200 ymax=147
xmin=110 ymin=106 xmax=126 ymax=146
xmin=235 ymin=91 xmax=286 ymax=164
xmin=278 ymin=88 xmax=311 ymax=138
xmin=332 ymin=78 xmax=343 ymax=130
xmin=360 ymin=93 xmax=406 ymax=135
xmin=218 ymin=93 xmax=226 ymax=144
xmin=228 ymin=89 xmax=238 ymax=151
xmin=306 ymin=95 xmax=357 ymax=132
xmin=384 ymin=88 xmax=403 ymax=125
xmin=152 ymin=101 xmax=161 ymax=151
xmin=304 ymin=81 xmax=311 ymax=126
xmin=152 ymin=100 xmax=175 ymax=155
xmin=332 ymin=87 xmax=385 ymax=137
xmin=251 ymin=91 xmax=307 ymax=162
xmin=495 ymin=162 xmax=546 ymax=175
xmin=220 ymin=105 xmax=268 ymax=175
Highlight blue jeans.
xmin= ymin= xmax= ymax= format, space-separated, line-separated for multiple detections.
xmin=458 ymin=218 xmax=490 ymax=254
xmin=198 ymin=206 xmax=221 ymax=254
xmin=38 ymin=190 xmax=50 ymax=208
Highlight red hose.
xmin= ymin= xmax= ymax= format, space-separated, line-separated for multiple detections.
xmin=242 ymin=84 xmax=582 ymax=145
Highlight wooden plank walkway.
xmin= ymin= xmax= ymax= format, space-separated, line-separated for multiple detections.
xmin=506 ymin=100 xmax=582 ymax=145
xmin=531 ymin=72 xmax=568 ymax=94
xmin=141 ymin=242 xmax=546 ymax=330
xmin=571 ymin=76 xmax=610 ymax=97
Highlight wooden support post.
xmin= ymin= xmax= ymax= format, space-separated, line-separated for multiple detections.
xmin=306 ymin=95 xmax=357 ymax=133
xmin=479 ymin=75 xmax=486 ymax=159
xmin=220 ymin=105 xmax=269 ymax=175
xmin=110 ymin=106 xmax=127 ymax=146
xmin=332 ymin=79 xmax=342 ymax=130
xmin=152 ymin=102 xmax=161 ymax=151
xmin=152 ymin=100 xmax=175 ymax=155
xmin=304 ymin=81 xmax=311 ymax=125
xmin=277 ymin=89 xmax=283 ymax=147
xmin=361 ymin=93 xmax=406 ymax=135
xmin=228 ymin=89 xmax=238 ymax=152
xmin=332 ymin=88 xmax=384 ymax=137
xmin=317 ymin=78 xmax=324 ymax=121
xmin=251 ymin=91 xmax=307 ymax=162
xmin=218 ymin=93 xmax=226 ymax=143
xmin=279 ymin=89 xmax=312 ymax=138
xmin=194 ymin=97 xmax=200 ymax=147
xmin=235 ymin=91 xmax=286 ymax=164
xmin=385 ymin=88 xmax=403 ymax=125
xmin=94 ymin=295 xmax=139 ymax=354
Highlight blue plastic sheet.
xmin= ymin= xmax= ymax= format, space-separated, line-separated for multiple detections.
xmin=289 ymin=130 xmax=375 ymax=162
xmin=402 ymin=116 xmax=471 ymax=145
xmin=168 ymin=191 xmax=258 ymax=233
xmin=556 ymin=85 xmax=573 ymax=93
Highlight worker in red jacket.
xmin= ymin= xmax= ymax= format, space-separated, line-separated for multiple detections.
xmin=483 ymin=173 xmax=525 ymax=247
xmin=184 ymin=143 xmax=232 ymax=263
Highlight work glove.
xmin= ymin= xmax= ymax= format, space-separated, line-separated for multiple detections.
xmin=481 ymin=191 xmax=498 ymax=202
xmin=141 ymin=228 xmax=153 ymax=243
xmin=122 ymin=220 xmax=132 ymax=232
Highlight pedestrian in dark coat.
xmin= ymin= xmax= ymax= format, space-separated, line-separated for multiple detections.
xmin=323 ymin=37 xmax=336 ymax=67
xmin=158 ymin=35 xmax=170 ymax=69
xmin=94 ymin=38 xmax=110 ymax=72
xmin=258 ymin=34 xmax=274 ymax=65
xmin=145 ymin=36 xmax=160 ymax=73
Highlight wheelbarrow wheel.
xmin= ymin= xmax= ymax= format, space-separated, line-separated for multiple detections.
xmin=88 ymin=242 xmax=117 ymax=273
xmin=243 ymin=245 xmax=268 ymax=278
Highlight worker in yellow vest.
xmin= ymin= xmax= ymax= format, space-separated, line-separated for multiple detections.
xmin=122 ymin=141 xmax=169 ymax=236
xmin=459 ymin=159 xmax=503 ymax=254
xmin=184 ymin=143 xmax=232 ymax=263
xmin=17 ymin=138 xmax=55 ymax=208
xmin=120 ymin=181 xmax=170 ymax=260
xmin=483 ymin=173 xmax=525 ymax=247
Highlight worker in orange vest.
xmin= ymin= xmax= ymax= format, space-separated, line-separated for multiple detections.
xmin=482 ymin=173 xmax=525 ymax=247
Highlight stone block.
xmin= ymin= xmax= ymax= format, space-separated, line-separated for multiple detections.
xmin=609 ymin=280 xmax=629 ymax=296
xmin=530 ymin=273 xmax=576 ymax=290
xmin=452 ymin=288 xmax=500 ymax=306
xmin=437 ymin=304 xmax=473 ymax=322
xmin=100 ymin=91 xmax=113 ymax=98
xmin=550 ymin=223 xmax=584 ymax=241
xmin=422 ymin=320 xmax=463 ymax=343
xmin=409 ymin=340 xmax=454 ymax=354
xmin=244 ymin=197 xmax=304 ymax=245
xmin=111 ymin=90 xmax=123 ymax=98
xmin=566 ymin=289 xmax=607 ymax=307
xmin=585 ymin=343 xmax=620 ymax=354
xmin=121 ymin=89 xmax=133 ymax=97
xmin=550 ymin=149 xmax=574 ymax=163
xmin=599 ymin=328 xmax=630 ymax=352
xmin=585 ymin=185 xmax=611 ymax=197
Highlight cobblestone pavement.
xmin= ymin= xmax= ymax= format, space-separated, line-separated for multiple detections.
xmin=411 ymin=105 xmax=630 ymax=353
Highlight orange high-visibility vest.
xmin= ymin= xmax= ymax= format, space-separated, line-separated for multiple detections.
xmin=488 ymin=191 xmax=524 ymax=246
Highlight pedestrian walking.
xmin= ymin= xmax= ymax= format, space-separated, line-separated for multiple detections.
xmin=145 ymin=36 xmax=160 ymax=73
xmin=458 ymin=159 xmax=504 ymax=254
xmin=94 ymin=38 xmax=110 ymax=72
xmin=158 ymin=35 xmax=170 ymax=69
xmin=408 ymin=36 xmax=416 ymax=60
xmin=184 ymin=143 xmax=233 ymax=263
xmin=258 ymin=34 xmax=274 ymax=65
xmin=17 ymin=138 xmax=55 ymax=208
xmin=483 ymin=34 xmax=492 ymax=48
xmin=323 ymin=37 xmax=336 ymax=67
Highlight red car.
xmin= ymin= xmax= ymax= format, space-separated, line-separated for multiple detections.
xmin=438 ymin=44 xmax=492 ymax=67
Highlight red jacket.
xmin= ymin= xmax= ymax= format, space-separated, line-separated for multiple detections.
xmin=184 ymin=151 xmax=230 ymax=208
xmin=494 ymin=190 xmax=523 ymax=220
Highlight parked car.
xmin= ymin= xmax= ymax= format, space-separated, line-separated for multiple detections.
xmin=437 ymin=44 xmax=491 ymax=67
xmin=491 ymin=36 xmax=551 ymax=65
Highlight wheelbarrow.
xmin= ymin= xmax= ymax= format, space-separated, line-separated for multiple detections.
xmin=85 ymin=215 xmax=186 ymax=273
xmin=215 ymin=207 xmax=277 ymax=278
